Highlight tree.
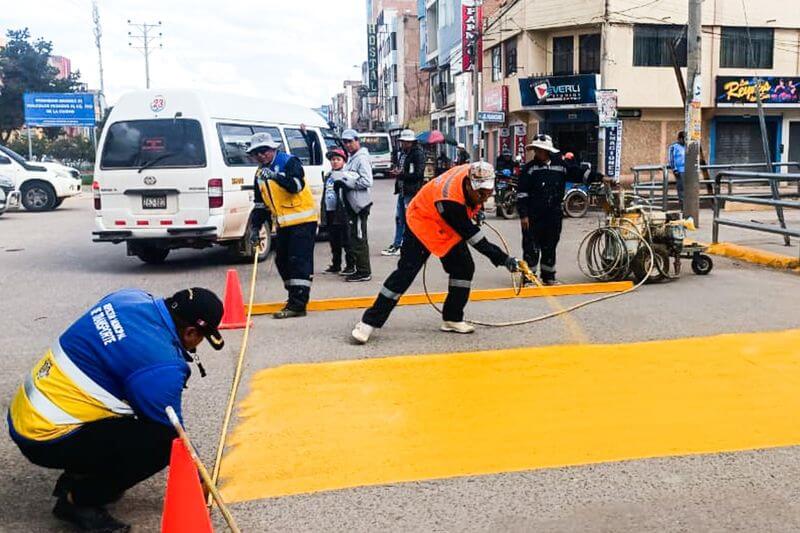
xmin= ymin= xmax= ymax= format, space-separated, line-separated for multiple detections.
xmin=0 ymin=28 xmax=82 ymax=144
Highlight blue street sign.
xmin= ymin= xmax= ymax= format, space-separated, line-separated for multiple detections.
xmin=23 ymin=93 xmax=96 ymax=127
xmin=477 ymin=111 xmax=505 ymax=123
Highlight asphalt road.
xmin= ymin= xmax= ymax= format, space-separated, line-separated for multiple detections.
xmin=1 ymin=179 xmax=799 ymax=532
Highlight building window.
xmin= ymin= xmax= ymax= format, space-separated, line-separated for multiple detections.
xmin=504 ymin=37 xmax=518 ymax=77
xmin=633 ymin=24 xmax=686 ymax=67
xmin=720 ymin=27 xmax=773 ymax=68
xmin=491 ymin=46 xmax=502 ymax=81
xmin=392 ymin=64 xmax=398 ymax=82
xmin=553 ymin=36 xmax=574 ymax=75
xmin=579 ymin=34 xmax=601 ymax=74
xmin=391 ymin=32 xmax=397 ymax=52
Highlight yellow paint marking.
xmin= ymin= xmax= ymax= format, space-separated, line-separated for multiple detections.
xmin=220 ymin=328 xmax=800 ymax=503
xmin=250 ymin=280 xmax=634 ymax=315
xmin=706 ymin=242 xmax=800 ymax=272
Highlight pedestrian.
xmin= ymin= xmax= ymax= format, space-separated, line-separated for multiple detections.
xmin=668 ymin=131 xmax=686 ymax=209
xmin=518 ymin=134 xmax=600 ymax=286
xmin=351 ymin=162 xmax=521 ymax=344
xmin=382 ymin=129 xmax=425 ymax=257
xmin=495 ymin=147 xmax=516 ymax=173
xmin=248 ymin=131 xmax=318 ymax=318
xmin=322 ymin=147 xmax=354 ymax=274
xmin=338 ymin=129 xmax=374 ymax=282
xmin=8 ymin=287 xmax=225 ymax=532
xmin=456 ymin=143 xmax=471 ymax=165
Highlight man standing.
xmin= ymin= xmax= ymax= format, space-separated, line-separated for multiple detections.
xmin=383 ymin=129 xmax=425 ymax=257
xmin=8 ymin=287 xmax=225 ymax=532
xmin=351 ymin=162 xmax=520 ymax=344
xmin=248 ymin=132 xmax=318 ymax=318
xmin=339 ymin=129 xmax=374 ymax=282
xmin=668 ymin=131 xmax=686 ymax=210
xmin=518 ymin=134 xmax=599 ymax=285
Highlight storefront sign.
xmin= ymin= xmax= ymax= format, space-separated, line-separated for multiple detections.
xmin=716 ymin=76 xmax=800 ymax=107
xmin=477 ymin=111 xmax=505 ymax=123
xmin=367 ymin=25 xmax=378 ymax=95
xmin=519 ymin=74 xmax=598 ymax=109
xmin=498 ymin=128 xmax=512 ymax=154
xmin=512 ymin=124 xmax=527 ymax=159
xmin=23 ymin=93 xmax=96 ymax=127
xmin=482 ymin=85 xmax=508 ymax=112
xmin=461 ymin=1 xmax=483 ymax=73
xmin=596 ymin=89 xmax=618 ymax=128
xmin=604 ymin=121 xmax=623 ymax=178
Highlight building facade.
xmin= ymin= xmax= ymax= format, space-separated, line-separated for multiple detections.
xmin=481 ymin=0 xmax=800 ymax=177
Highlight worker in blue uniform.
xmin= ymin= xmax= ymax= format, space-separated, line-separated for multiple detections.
xmin=8 ymin=287 xmax=225 ymax=532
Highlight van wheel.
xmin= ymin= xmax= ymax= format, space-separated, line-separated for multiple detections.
xmin=21 ymin=181 xmax=57 ymax=211
xmin=54 ymin=198 xmax=65 ymax=208
xmin=136 ymin=246 xmax=170 ymax=264
xmin=234 ymin=223 xmax=270 ymax=263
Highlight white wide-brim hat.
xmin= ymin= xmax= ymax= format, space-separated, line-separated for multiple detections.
xmin=525 ymin=134 xmax=560 ymax=153
xmin=398 ymin=129 xmax=417 ymax=142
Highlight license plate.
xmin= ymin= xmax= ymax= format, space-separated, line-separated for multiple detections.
xmin=142 ymin=194 xmax=167 ymax=209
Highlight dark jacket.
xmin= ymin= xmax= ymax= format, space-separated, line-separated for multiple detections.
xmin=250 ymin=152 xmax=306 ymax=232
xmin=397 ymin=144 xmax=426 ymax=197
xmin=517 ymin=153 xmax=598 ymax=217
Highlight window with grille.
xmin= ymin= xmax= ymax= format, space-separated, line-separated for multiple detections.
xmin=633 ymin=25 xmax=686 ymax=67
xmin=720 ymin=27 xmax=773 ymax=68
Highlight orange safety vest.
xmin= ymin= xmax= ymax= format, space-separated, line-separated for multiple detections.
xmin=406 ymin=164 xmax=481 ymax=257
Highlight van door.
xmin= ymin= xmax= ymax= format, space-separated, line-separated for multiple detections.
xmin=282 ymin=126 xmax=326 ymax=211
xmin=97 ymin=118 xmax=210 ymax=229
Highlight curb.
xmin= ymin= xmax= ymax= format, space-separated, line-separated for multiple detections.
xmin=704 ymin=242 xmax=800 ymax=273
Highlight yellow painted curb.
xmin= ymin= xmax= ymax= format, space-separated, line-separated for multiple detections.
xmin=250 ymin=280 xmax=634 ymax=315
xmin=706 ymin=242 xmax=800 ymax=271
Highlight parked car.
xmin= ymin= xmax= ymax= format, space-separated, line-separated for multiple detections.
xmin=0 ymin=175 xmax=21 ymax=216
xmin=0 ymin=145 xmax=82 ymax=211
xmin=92 ymin=89 xmax=332 ymax=264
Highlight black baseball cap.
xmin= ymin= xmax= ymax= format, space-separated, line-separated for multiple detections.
xmin=166 ymin=288 xmax=225 ymax=350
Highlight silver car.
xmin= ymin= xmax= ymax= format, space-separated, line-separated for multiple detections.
xmin=0 ymin=175 xmax=20 ymax=215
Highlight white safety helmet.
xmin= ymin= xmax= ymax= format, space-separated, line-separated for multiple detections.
xmin=398 ymin=129 xmax=417 ymax=142
xmin=468 ymin=161 xmax=495 ymax=191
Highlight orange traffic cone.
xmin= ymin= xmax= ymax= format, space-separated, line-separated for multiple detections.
xmin=219 ymin=269 xmax=252 ymax=330
xmin=162 ymin=438 xmax=213 ymax=533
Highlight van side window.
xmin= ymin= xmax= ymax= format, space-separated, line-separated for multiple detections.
xmin=252 ymin=126 xmax=285 ymax=152
xmin=218 ymin=124 xmax=255 ymax=166
xmin=0 ymin=155 xmax=10 ymax=165
xmin=284 ymin=128 xmax=321 ymax=166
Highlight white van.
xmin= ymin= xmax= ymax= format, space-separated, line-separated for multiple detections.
xmin=0 ymin=145 xmax=82 ymax=211
xmin=358 ymin=132 xmax=393 ymax=176
xmin=93 ymin=90 xmax=336 ymax=264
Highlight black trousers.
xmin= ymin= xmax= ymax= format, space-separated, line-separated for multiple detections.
xmin=275 ymin=221 xmax=317 ymax=311
xmin=522 ymin=209 xmax=562 ymax=281
xmin=346 ymin=206 xmax=371 ymax=275
xmin=327 ymin=222 xmax=352 ymax=270
xmin=362 ymin=227 xmax=475 ymax=327
xmin=14 ymin=417 xmax=175 ymax=506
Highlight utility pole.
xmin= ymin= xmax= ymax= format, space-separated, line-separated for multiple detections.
xmin=598 ymin=0 xmax=610 ymax=175
xmin=128 ymin=20 xmax=162 ymax=89
xmin=683 ymin=0 xmax=702 ymax=223
xmin=470 ymin=0 xmax=484 ymax=162
xmin=92 ymin=1 xmax=105 ymax=106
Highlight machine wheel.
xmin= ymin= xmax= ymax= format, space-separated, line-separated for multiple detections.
xmin=631 ymin=246 xmax=668 ymax=284
xmin=691 ymin=253 xmax=713 ymax=275
xmin=21 ymin=181 xmax=57 ymax=211
xmin=135 ymin=246 xmax=170 ymax=264
xmin=563 ymin=189 xmax=589 ymax=218
xmin=496 ymin=190 xmax=517 ymax=219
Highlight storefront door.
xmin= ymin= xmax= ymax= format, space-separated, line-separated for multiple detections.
xmin=714 ymin=118 xmax=779 ymax=165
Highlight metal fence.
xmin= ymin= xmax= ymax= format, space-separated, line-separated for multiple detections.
xmin=632 ymin=162 xmax=800 ymax=211
xmin=712 ymin=170 xmax=800 ymax=257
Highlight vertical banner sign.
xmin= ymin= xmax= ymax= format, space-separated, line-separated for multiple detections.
xmin=596 ymin=89 xmax=618 ymax=128
xmin=498 ymin=128 xmax=512 ymax=154
xmin=367 ymin=24 xmax=379 ymax=95
xmin=604 ymin=120 xmax=623 ymax=179
xmin=461 ymin=1 xmax=483 ymax=73
xmin=513 ymin=124 xmax=527 ymax=159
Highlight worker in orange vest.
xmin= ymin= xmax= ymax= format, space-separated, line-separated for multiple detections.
xmin=351 ymin=162 xmax=520 ymax=344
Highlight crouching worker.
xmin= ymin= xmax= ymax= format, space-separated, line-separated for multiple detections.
xmin=352 ymin=162 xmax=520 ymax=344
xmin=8 ymin=287 xmax=225 ymax=532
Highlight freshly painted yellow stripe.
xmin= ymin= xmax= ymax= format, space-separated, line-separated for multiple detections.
xmin=220 ymin=328 xmax=800 ymax=503
xmin=706 ymin=242 xmax=800 ymax=272
xmin=249 ymin=281 xmax=634 ymax=315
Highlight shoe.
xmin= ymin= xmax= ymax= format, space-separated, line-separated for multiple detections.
xmin=542 ymin=279 xmax=560 ymax=286
xmin=440 ymin=321 xmax=475 ymax=334
xmin=272 ymin=308 xmax=307 ymax=319
xmin=53 ymin=496 xmax=130 ymax=532
xmin=381 ymin=245 xmax=401 ymax=256
xmin=323 ymin=265 xmax=341 ymax=274
xmin=339 ymin=266 xmax=356 ymax=276
xmin=346 ymin=272 xmax=372 ymax=282
xmin=351 ymin=321 xmax=374 ymax=344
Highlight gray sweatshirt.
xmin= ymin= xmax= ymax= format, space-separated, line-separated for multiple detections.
xmin=338 ymin=147 xmax=373 ymax=214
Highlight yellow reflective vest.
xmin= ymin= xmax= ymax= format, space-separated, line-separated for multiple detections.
xmin=255 ymin=152 xmax=317 ymax=228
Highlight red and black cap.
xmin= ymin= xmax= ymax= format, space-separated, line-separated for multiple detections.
xmin=166 ymin=288 xmax=225 ymax=350
xmin=326 ymin=147 xmax=348 ymax=161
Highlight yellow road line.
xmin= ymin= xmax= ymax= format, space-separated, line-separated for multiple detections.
xmin=706 ymin=242 xmax=800 ymax=272
xmin=250 ymin=280 xmax=634 ymax=315
xmin=220 ymin=328 xmax=800 ymax=503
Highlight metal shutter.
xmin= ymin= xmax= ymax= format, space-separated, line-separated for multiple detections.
xmin=715 ymin=121 xmax=776 ymax=165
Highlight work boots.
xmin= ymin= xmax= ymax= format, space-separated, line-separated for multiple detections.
xmin=53 ymin=496 xmax=130 ymax=532
xmin=440 ymin=321 xmax=475 ymax=334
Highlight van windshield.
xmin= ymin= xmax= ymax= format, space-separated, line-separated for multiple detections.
xmin=100 ymin=119 xmax=206 ymax=170
xmin=360 ymin=135 xmax=390 ymax=155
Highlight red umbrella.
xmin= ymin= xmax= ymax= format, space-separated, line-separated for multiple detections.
xmin=416 ymin=130 xmax=458 ymax=145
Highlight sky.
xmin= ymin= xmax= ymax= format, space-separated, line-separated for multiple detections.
xmin=2 ymin=0 xmax=367 ymax=109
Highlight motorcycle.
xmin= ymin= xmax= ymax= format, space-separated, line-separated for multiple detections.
xmin=494 ymin=168 xmax=518 ymax=219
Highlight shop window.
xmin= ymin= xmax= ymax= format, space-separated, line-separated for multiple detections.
xmin=579 ymin=34 xmax=601 ymax=74
xmin=553 ymin=36 xmax=574 ymax=75
xmin=504 ymin=37 xmax=518 ymax=77
xmin=633 ymin=24 xmax=686 ymax=67
xmin=491 ymin=46 xmax=502 ymax=82
xmin=720 ymin=27 xmax=773 ymax=69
